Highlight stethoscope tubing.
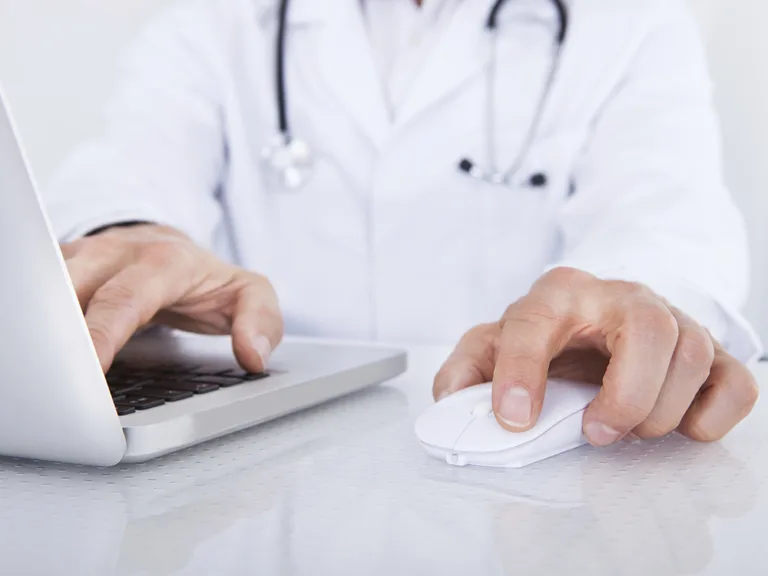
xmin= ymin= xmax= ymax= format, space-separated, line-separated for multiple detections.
xmin=268 ymin=0 xmax=569 ymax=190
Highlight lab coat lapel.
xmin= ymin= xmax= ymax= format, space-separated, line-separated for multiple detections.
xmin=294 ymin=0 xmax=391 ymax=148
xmin=394 ymin=0 xmax=492 ymax=128
xmin=395 ymin=0 xmax=562 ymax=132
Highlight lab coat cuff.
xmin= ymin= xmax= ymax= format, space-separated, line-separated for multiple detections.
xmin=543 ymin=263 xmax=764 ymax=365
xmin=55 ymin=208 xmax=171 ymax=244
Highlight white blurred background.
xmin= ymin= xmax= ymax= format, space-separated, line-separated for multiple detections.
xmin=0 ymin=0 xmax=766 ymax=341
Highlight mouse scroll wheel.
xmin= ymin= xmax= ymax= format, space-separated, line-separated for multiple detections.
xmin=471 ymin=401 xmax=493 ymax=417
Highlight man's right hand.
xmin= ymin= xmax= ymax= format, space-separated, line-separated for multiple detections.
xmin=60 ymin=224 xmax=283 ymax=373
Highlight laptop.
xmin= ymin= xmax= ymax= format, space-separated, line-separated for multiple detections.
xmin=0 ymin=87 xmax=407 ymax=467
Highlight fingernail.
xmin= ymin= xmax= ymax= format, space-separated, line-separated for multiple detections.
xmin=584 ymin=421 xmax=622 ymax=446
xmin=251 ymin=334 xmax=272 ymax=367
xmin=499 ymin=387 xmax=532 ymax=428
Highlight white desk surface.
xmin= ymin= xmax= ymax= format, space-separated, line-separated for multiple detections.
xmin=0 ymin=346 xmax=765 ymax=576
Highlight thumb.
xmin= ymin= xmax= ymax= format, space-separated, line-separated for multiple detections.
xmin=433 ymin=323 xmax=500 ymax=401
xmin=231 ymin=281 xmax=284 ymax=373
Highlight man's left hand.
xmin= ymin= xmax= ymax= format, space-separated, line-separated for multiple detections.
xmin=433 ymin=268 xmax=759 ymax=446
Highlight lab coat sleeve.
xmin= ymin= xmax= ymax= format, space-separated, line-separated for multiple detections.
xmin=549 ymin=2 xmax=762 ymax=363
xmin=43 ymin=0 xmax=227 ymax=250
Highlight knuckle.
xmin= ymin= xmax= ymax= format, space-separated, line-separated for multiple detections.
xmin=683 ymin=418 xmax=723 ymax=443
xmin=504 ymin=297 xmax=561 ymax=326
xmin=609 ymin=398 xmax=652 ymax=426
xmin=736 ymin=372 xmax=760 ymax=413
xmin=87 ymin=321 xmax=112 ymax=349
xmin=255 ymin=274 xmax=278 ymax=298
xmin=462 ymin=323 xmax=498 ymax=347
xmin=635 ymin=416 xmax=680 ymax=439
xmin=502 ymin=301 xmax=517 ymax=321
xmin=138 ymin=241 xmax=186 ymax=270
xmin=241 ymin=272 xmax=278 ymax=301
xmin=626 ymin=304 xmax=679 ymax=344
xmin=94 ymin=282 xmax=138 ymax=307
xmin=542 ymin=266 xmax=592 ymax=287
xmin=600 ymin=382 xmax=654 ymax=425
xmin=262 ymin=305 xmax=285 ymax=342
xmin=90 ymin=283 xmax=145 ymax=324
xmin=246 ymin=284 xmax=282 ymax=319
xmin=528 ymin=279 xmax=577 ymax=316
xmin=610 ymin=280 xmax=653 ymax=299
xmin=499 ymin=322 xmax=551 ymax=361
xmin=676 ymin=327 xmax=715 ymax=369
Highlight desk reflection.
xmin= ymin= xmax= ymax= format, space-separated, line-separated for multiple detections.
xmin=0 ymin=383 xmax=760 ymax=576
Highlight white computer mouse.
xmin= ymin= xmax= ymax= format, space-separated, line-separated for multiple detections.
xmin=415 ymin=380 xmax=601 ymax=469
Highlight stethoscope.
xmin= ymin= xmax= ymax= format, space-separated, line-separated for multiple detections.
xmin=262 ymin=0 xmax=568 ymax=191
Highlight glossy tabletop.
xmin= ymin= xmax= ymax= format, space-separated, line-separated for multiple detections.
xmin=0 ymin=346 xmax=765 ymax=576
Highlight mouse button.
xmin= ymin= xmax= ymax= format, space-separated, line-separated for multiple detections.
xmin=448 ymin=382 xmax=494 ymax=405
xmin=452 ymin=381 xmax=600 ymax=455
xmin=480 ymin=410 xmax=589 ymax=469
xmin=414 ymin=400 xmax=476 ymax=450
xmin=414 ymin=384 xmax=493 ymax=450
xmin=471 ymin=401 xmax=493 ymax=417
xmin=453 ymin=413 xmax=541 ymax=454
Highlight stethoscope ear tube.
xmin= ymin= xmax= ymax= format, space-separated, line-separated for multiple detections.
xmin=266 ymin=0 xmax=568 ymax=192
xmin=275 ymin=0 xmax=291 ymax=137
xmin=463 ymin=0 xmax=568 ymax=190
xmin=487 ymin=0 xmax=568 ymax=43
xmin=264 ymin=0 xmax=313 ymax=190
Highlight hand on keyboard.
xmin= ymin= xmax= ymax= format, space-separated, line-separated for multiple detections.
xmin=60 ymin=224 xmax=283 ymax=373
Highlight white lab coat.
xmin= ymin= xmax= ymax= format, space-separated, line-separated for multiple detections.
xmin=45 ymin=0 xmax=761 ymax=360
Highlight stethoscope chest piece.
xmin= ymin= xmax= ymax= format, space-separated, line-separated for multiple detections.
xmin=262 ymin=134 xmax=313 ymax=191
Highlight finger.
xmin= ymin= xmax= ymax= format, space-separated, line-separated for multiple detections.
xmin=62 ymin=238 xmax=131 ymax=308
xmin=231 ymin=278 xmax=284 ymax=373
xmin=85 ymin=264 xmax=179 ymax=370
xmin=583 ymin=294 xmax=678 ymax=446
xmin=492 ymin=299 xmax=571 ymax=432
xmin=678 ymin=345 xmax=759 ymax=442
xmin=59 ymin=240 xmax=82 ymax=260
xmin=432 ymin=323 xmax=498 ymax=401
xmin=64 ymin=253 xmax=127 ymax=309
xmin=634 ymin=309 xmax=714 ymax=439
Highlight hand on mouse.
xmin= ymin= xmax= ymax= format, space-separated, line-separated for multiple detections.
xmin=59 ymin=224 xmax=283 ymax=373
xmin=433 ymin=267 xmax=759 ymax=446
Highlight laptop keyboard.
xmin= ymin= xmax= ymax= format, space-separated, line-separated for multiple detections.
xmin=106 ymin=362 xmax=269 ymax=416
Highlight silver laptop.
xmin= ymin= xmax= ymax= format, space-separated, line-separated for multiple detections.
xmin=0 ymin=87 xmax=407 ymax=467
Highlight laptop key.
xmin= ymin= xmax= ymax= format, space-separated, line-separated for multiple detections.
xmin=135 ymin=388 xmax=194 ymax=402
xmin=147 ymin=372 xmax=203 ymax=382
xmin=216 ymin=369 xmax=269 ymax=381
xmin=117 ymin=396 xmax=165 ymax=410
xmin=115 ymin=405 xmax=136 ymax=416
xmin=107 ymin=372 xmax=141 ymax=384
xmin=149 ymin=366 xmax=203 ymax=376
xmin=145 ymin=380 xmax=219 ymax=394
xmin=109 ymin=384 xmax=144 ymax=396
xmin=190 ymin=375 xmax=248 ymax=388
